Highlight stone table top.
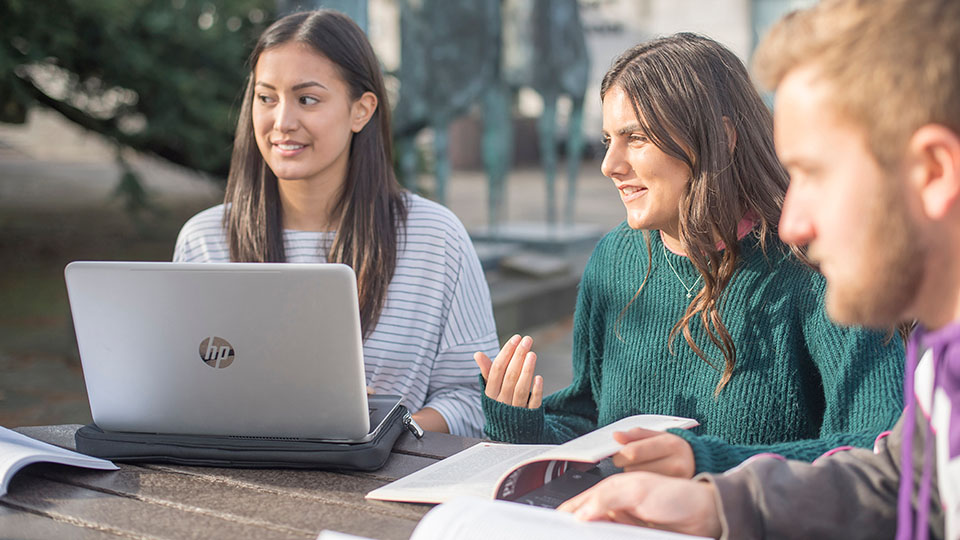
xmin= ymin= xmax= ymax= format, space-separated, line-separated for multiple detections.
xmin=0 ymin=425 xmax=480 ymax=539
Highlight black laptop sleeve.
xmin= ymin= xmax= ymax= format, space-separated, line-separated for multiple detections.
xmin=75 ymin=396 xmax=421 ymax=471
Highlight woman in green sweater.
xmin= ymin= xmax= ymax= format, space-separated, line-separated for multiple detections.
xmin=475 ymin=33 xmax=905 ymax=477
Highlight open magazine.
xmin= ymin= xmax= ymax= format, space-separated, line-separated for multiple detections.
xmin=320 ymin=496 xmax=709 ymax=540
xmin=0 ymin=426 xmax=118 ymax=497
xmin=366 ymin=414 xmax=697 ymax=505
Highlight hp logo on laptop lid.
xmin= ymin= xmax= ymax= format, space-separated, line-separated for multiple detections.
xmin=199 ymin=337 xmax=235 ymax=368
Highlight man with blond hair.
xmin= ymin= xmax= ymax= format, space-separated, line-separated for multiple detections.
xmin=557 ymin=0 xmax=960 ymax=538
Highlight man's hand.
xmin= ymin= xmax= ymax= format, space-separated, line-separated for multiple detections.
xmin=612 ymin=428 xmax=696 ymax=478
xmin=474 ymin=334 xmax=544 ymax=409
xmin=557 ymin=471 xmax=722 ymax=538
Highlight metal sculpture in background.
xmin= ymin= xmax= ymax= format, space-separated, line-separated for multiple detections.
xmin=526 ymin=0 xmax=589 ymax=226
xmin=393 ymin=0 xmax=502 ymax=207
xmin=394 ymin=0 xmax=590 ymax=231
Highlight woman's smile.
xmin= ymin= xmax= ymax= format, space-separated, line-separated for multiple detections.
xmin=618 ymin=183 xmax=648 ymax=203
xmin=272 ymin=140 xmax=308 ymax=157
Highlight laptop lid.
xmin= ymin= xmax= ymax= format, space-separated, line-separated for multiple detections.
xmin=64 ymin=261 xmax=372 ymax=440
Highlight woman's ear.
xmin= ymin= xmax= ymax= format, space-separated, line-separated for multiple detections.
xmin=722 ymin=116 xmax=737 ymax=154
xmin=350 ymin=91 xmax=378 ymax=133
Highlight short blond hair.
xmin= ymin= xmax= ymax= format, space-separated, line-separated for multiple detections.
xmin=754 ymin=0 xmax=960 ymax=167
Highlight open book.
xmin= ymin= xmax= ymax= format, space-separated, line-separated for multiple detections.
xmin=321 ymin=496 xmax=708 ymax=540
xmin=366 ymin=414 xmax=697 ymax=505
xmin=0 ymin=426 xmax=118 ymax=497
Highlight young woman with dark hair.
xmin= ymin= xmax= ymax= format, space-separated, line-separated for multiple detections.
xmin=477 ymin=33 xmax=905 ymax=476
xmin=174 ymin=10 xmax=498 ymax=436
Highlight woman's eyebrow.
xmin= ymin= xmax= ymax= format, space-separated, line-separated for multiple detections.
xmin=292 ymin=81 xmax=327 ymax=91
xmin=253 ymin=81 xmax=328 ymax=91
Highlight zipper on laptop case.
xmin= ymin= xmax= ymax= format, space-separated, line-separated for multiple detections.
xmin=403 ymin=411 xmax=424 ymax=439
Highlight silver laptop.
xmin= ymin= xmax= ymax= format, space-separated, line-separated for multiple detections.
xmin=64 ymin=261 xmax=383 ymax=441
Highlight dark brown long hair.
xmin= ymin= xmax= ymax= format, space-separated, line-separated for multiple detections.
xmin=223 ymin=10 xmax=407 ymax=339
xmin=603 ymin=33 xmax=791 ymax=394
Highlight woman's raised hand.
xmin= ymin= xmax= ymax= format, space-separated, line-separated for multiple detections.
xmin=474 ymin=334 xmax=544 ymax=409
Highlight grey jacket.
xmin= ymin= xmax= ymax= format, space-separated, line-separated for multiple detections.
xmin=703 ymin=323 xmax=960 ymax=540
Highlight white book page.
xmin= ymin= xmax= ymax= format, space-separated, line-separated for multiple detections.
xmin=366 ymin=442 xmax=554 ymax=503
xmin=0 ymin=426 xmax=118 ymax=497
xmin=533 ymin=414 xmax=699 ymax=464
xmin=410 ymin=497 xmax=710 ymax=540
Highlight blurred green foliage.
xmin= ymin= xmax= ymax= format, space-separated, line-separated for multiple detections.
xmin=0 ymin=0 xmax=275 ymax=177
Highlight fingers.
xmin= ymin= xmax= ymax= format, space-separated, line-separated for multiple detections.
xmin=612 ymin=438 xmax=671 ymax=470
xmin=474 ymin=351 xmax=492 ymax=381
xmin=556 ymin=483 xmax=590 ymax=514
xmin=497 ymin=336 xmax=533 ymax=403
xmin=512 ymin=351 xmax=537 ymax=405
xmin=623 ymin=455 xmax=693 ymax=477
xmin=558 ymin=473 xmax=723 ymax=538
xmin=557 ymin=473 xmax=644 ymax=518
xmin=528 ymin=375 xmax=543 ymax=409
xmin=604 ymin=509 xmax=652 ymax=528
xmin=484 ymin=335 xmax=521 ymax=398
xmin=612 ymin=427 xmax=661 ymax=444
xmin=560 ymin=473 xmax=663 ymax=525
xmin=481 ymin=335 xmax=545 ymax=408
xmin=612 ymin=433 xmax=696 ymax=478
xmin=366 ymin=385 xmax=376 ymax=395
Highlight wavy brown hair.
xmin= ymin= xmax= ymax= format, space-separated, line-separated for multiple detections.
xmin=223 ymin=10 xmax=407 ymax=339
xmin=603 ymin=33 xmax=792 ymax=394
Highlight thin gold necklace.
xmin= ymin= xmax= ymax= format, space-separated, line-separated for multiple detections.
xmin=662 ymin=241 xmax=702 ymax=299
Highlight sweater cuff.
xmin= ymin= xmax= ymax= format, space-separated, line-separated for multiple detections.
xmin=480 ymin=376 xmax=546 ymax=443
xmin=670 ymin=428 xmax=739 ymax=474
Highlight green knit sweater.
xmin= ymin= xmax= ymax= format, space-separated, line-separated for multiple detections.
xmin=482 ymin=223 xmax=905 ymax=474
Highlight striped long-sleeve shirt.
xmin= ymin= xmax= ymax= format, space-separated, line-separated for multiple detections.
xmin=173 ymin=193 xmax=498 ymax=437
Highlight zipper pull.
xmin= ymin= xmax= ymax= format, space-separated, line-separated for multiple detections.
xmin=403 ymin=411 xmax=424 ymax=439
